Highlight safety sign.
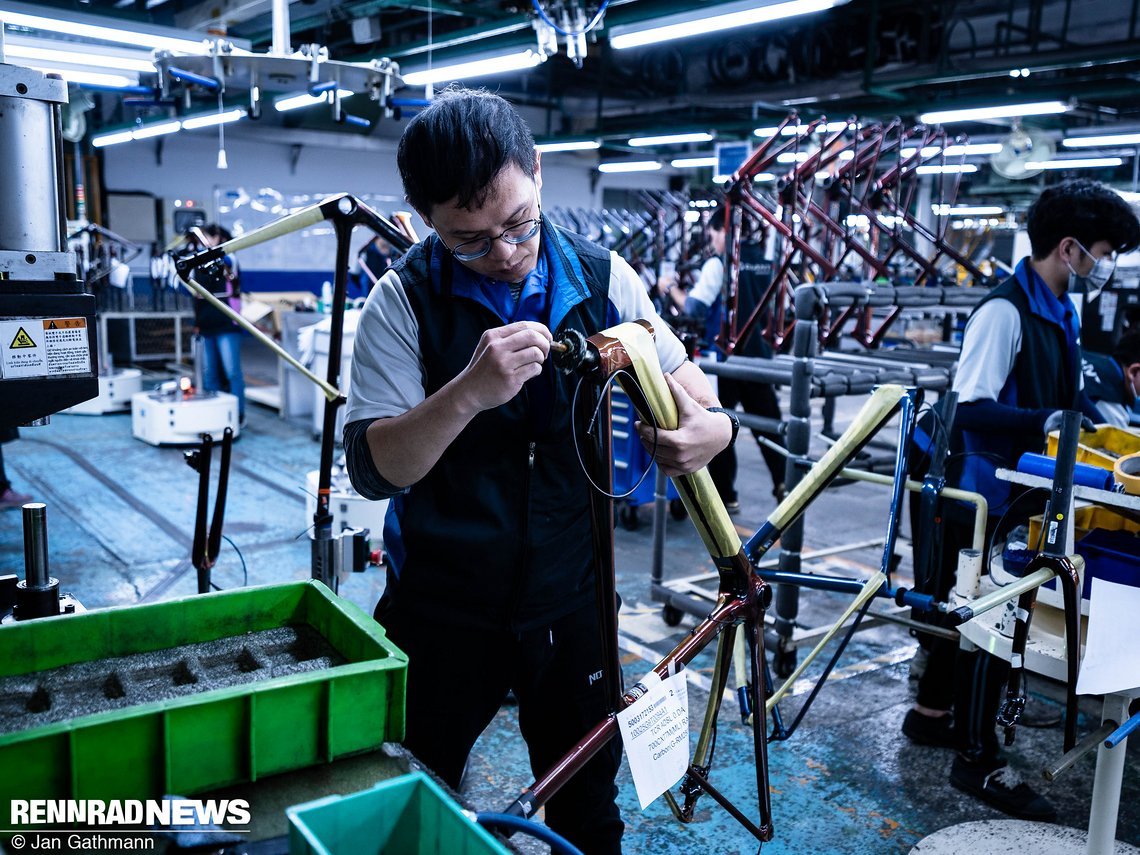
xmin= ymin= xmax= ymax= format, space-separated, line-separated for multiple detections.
xmin=0 ymin=317 xmax=91 ymax=379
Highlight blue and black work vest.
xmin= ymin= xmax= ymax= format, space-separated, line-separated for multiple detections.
xmin=956 ymin=262 xmax=1081 ymax=511
xmin=384 ymin=225 xmax=617 ymax=632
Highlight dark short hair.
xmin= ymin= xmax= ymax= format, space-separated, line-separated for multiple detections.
xmin=397 ymin=87 xmax=537 ymax=216
xmin=1027 ymin=179 xmax=1140 ymax=259
xmin=1113 ymin=331 xmax=1140 ymax=368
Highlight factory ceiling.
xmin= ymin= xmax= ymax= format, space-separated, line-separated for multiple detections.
xmin=6 ymin=0 xmax=1140 ymax=187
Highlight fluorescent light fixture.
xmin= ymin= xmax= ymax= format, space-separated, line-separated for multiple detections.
xmin=91 ymin=129 xmax=135 ymax=147
xmin=754 ymin=120 xmax=854 ymax=137
xmin=0 ymin=8 xmax=208 ymax=53
xmin=1063 ymin=132 xmax=1140 ymax=149
xmin=671 ymin=156 xmax=717 ymax=168
xmin=182 ymin=110 xmax=247 ymax=130
xmin=754 ymin=172 xmax=777 ymax=181
xmin=27 ymin=66 xmax=134 ymax=87
xmin=932 ymin=204 xmax=1004 ymax=216
xmin=132 ymin=121 xmax=181 ymax=139
xmin=402 ymin=49 xmax=543 ymax=86
xmin=920 ymin=101 xmax=1068 ymax=124
xmin=776 ymin=151 xmax=813 ymax=163
xmin=597 ymin=160 xmax=662 ymax=173
xmin=610 ymin=0 xmax=843 ymax=50
xmin=915 ymin=163 xmax=978 ymax=175
xmin=274 ymin=90 xmax=354 ymax=112
xmin=1025 ymin=157 xmax=1125 ymax=170
xmin=901 ymin=143 xmax=1005 ymax=157
xmin=535 ymin=139 xmax=600 ymax=152
xmin=629 ymin=131 xmax=714 ymax=146
xmin=5 ymin=42 xmax=155 ymax=72
xmin=684 ymin=210 xmax=701 ymax=223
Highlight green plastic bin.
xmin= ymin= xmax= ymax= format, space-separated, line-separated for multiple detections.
xmin=0 ymin=580 xmax=406 ymax=803
xmin=287 ymin=772 xmax=509 ymax=855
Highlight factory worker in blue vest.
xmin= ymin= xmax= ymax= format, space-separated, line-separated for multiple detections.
xmin=903 ymin=179 xmax=1140 ymax=822
xmin=343 ymin=88 xmax=735 ymax=854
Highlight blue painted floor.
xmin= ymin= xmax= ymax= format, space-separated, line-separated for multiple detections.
xmin=1 ymin=350 xmax=1137 ymax=854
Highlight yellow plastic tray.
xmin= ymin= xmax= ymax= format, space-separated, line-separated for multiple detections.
xmin=1046 ymin=425 xmax=1140 ymax=471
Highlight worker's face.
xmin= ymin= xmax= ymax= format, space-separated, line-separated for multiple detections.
xmin=710 ymin=227 xmax=726 ymax=256
xmin=424 ymin=158 xmax=543 ymax=283
xmin=1127 ymin=363 xmax=1140 ymax=402
xmin=1061 ymin=237 xmax=1115 ymax=279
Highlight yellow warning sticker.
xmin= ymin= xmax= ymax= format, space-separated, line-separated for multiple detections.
xmin=43 ymin=318 xmax=86 ymax=330
xmin=10 ymin=327 xmax=36 ymax=349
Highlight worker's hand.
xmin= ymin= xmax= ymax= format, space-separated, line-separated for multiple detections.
xmin=636 ymin=373 xmax=733 ymax=477
xmin=1043 ymin=411 xmax=1098 ymax=435
xmin=456 ymin=321 xmax=552 ymax=413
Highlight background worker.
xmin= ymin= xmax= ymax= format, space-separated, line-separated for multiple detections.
xmin=186 ymin=224 xmax=246 ymax=426
xmin=902 ymin=179 xmax=1140 ymax=820
xmin=1081 ymin=331 xmax=1140 ymax=427
xmin=683 ymin=215 xmax=786 ymax=512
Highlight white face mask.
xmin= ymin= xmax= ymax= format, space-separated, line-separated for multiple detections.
xmin=1066 ymin=239 xmax=1116 ymax=300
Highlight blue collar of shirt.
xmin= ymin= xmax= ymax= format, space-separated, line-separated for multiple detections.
xmin=427 ymin=222 xmax=590 ymax=330
xmin=1014 ymin=256 xmax=1080 ymax=349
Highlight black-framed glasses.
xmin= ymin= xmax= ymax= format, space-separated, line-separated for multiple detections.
xmin=449 ymin=215 xmax=543 ymax=261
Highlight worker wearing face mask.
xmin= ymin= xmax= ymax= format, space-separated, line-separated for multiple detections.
xmin=1081 ymin=331 xmax=1140 ymax=428
xmin=901 ymin=179 xmax=1140 ymax=821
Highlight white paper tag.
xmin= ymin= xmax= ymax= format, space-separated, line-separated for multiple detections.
xmin=617 ymin=668 xmax=690 ymax=809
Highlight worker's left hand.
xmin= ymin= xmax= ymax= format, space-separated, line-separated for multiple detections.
xmin=635 ymin=373 xmax=733 ymax=477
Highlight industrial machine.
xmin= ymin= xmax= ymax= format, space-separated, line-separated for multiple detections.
xmin=0 ymin=61 xmax=98 ymax=622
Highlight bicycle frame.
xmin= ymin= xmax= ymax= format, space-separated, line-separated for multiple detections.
xmin=507 ymin=321 xmax=923 ymax=844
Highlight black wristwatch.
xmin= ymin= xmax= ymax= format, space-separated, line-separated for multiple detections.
xmin=707 ymin=407 xmax=739 ymax=446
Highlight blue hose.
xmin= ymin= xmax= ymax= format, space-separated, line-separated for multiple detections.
xmin=475 ymin=812 xmax=584 ymax=855
xmin=531 ymin=0 xmax=608 ymax=37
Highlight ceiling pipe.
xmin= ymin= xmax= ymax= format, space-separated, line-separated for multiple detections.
xmin=271 ymin=0 xmax=290 ymax=55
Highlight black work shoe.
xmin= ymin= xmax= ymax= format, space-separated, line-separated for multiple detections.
xmin=902 ymin=709 xmax=956 ymax=748
xmin=950 ymin=756 xmax=1057 ymax=821
xmin=724 ymin=499 xmax=741 ymax=513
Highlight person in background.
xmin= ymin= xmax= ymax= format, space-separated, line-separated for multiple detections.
xmin=1081 ymin=331 xmax=1140 ymax=428
xmin=187 ymin=224 xmax=246 ymax=426
xmin=351 ymin=235 xmax=395 ymax=298
xmin=343 ymin=88 xmax=735 ymax=854
xmin=683 ymin=215 xmax=786 ymax=512
xmin=902 ymin=179 xmax=1140 ymax=821
xmin=0 ymin=427 xmax=33 ymax=510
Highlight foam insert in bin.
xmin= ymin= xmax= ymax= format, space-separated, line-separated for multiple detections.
xmin=0 ymin=581 xmax=407 ymax=803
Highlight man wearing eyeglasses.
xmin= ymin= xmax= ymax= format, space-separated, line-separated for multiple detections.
xmin=343 ymin=88 xmax=733 ymax=853
xmin=902 ymin=179 xmax=1140 ymax=822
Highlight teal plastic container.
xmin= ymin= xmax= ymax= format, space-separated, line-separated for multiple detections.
xmin=0 ymin=580 xmax=407 ymax=803
xmin=287 ymin=772 xmax=509 ymax=855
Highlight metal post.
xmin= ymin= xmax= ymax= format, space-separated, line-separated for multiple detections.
xmin=1088 ymin=693 xmax=1131 ymax=854
xmin=272 ymin=0 xmax=292 ymax=56
xmin=773 ymin=285 xmax=820 ymax=673
xmin=23 ymin=503 xmax=49 ymax=588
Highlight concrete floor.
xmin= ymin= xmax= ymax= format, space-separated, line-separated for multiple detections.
xmin=1 ymin=343 xmax=1137 ymax=854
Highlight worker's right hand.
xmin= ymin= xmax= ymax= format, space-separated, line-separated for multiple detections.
xmin=1043 ymin=411 xmax=1097 ymax=435
xmin=456 ymin=321 xmax=552 ymax=413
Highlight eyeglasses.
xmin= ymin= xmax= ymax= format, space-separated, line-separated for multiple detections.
xmin=448 ymin=215 xmax=543 ymax=261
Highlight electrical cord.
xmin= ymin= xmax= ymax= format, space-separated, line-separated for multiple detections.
xmin=205 ymin=535 xmax=249 ymax=591
xmin=531 ymin=0 xmax=609 ymax=37
xmin=475 ymin=812 xmax=584 ymax=855
xmin=985 ymin=487 xmax=1050 ymax=587
xmin=571 ymin=369 xmax=660 ymax=499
